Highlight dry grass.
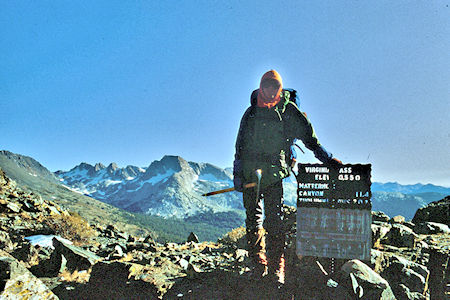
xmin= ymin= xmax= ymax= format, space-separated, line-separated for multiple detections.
xmin=218 ymin=226 xmax=247 ymax=248
xmin=59 ymin=269 xmax=91 ymax=283
xmin=44 ymin=211 xmax=97 ymax=246
xmin=20 ymin=212 xmax=32 ymax=220
xmin=373 ymin=238 xmax=382 ymax=250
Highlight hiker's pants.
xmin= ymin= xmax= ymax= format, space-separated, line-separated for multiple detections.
xmin=243 ymin=181 xmax=285 ymax=262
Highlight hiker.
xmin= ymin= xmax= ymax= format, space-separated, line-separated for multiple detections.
xmin=233 ymin=70 xmax=341 ymax=285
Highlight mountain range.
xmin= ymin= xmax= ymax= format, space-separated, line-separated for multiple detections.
xmin=55 ymin=155 xmax=242 ymax=218
xmin=371 ymin=181 xmax=450 ymax=194
xmin=1 ymin=150 xmax=449 ymax=233
xmin=0 ymin=150 xmax=244 ymax=242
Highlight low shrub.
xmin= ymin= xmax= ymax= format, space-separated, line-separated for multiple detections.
xmin=218 ymin=226 xmax=247 ymax=249
xmin=44 ymin=211 xmax=97 ymax=245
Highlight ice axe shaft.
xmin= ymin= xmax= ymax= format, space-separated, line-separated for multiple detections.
xmin=255 ymin=169 xmax=262 ymax=202
xmin=202 ymin=182 xmax=257 ymax=197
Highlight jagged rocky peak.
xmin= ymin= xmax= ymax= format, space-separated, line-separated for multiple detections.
xmin=73 ymin=162 xmax=94 ymax=171
xmin=94 ymin=163 xmax=106 ymax=171
xmin=106 ymin=163 xmax=119 ymax=174
xmin=189 ymin=162 xmax=232 ymax=181
xmin=67 ymin=162 xmax=97 ymax=177
xmin=123 ymin=165 xmax=143 ymax=178
xmin=142 ymin=155 xmax=188 ymax=180
xmin=125 ymin=165 xmax=142 ymax=173
xmin=161 ymin=155 xmax=190 ymax=171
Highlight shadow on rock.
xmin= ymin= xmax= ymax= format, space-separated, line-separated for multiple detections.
xmin=51 ymin=277 xmax=160 ymax=300
xmin=164 ymin=269 xmax=293 ymax=300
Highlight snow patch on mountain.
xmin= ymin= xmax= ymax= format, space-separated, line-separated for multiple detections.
xmin=104 ymin=179 xmax=122 ymax=186
xmin=144 ymin=169 xmax=176 ymax=185
xmin=61 ymin=184 xmax=89 ymax=195
xmin=196 ymin=173 xmax=228 ymax=183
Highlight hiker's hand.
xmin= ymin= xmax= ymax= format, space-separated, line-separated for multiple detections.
xmin=328 ymin=157 xmax=343 ymax=168
xmin=332 ymin=158 xmax=342 ymax=164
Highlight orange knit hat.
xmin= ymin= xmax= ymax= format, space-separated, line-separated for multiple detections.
xmin=257 ymin=70 xmax=283 ymax=108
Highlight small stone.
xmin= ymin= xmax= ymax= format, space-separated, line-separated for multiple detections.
xmin=187 ymin=232 xmax=199 ymax=243
xmin=234 ymin=249 xmax=248 ymax=262
xmin=372 ymin=211 xmax=390 ymax=223
xmin=341 ymin=259 xmax=395 ymax=299
xmin=113 ymin=245 xmax=124 ymax=257
xmin=6 ymin=202 xmax=21 ymax=213
xmin=8 ymin=192 xmax=19 ymax=199
xmin=143 ymin=234 xmax=155 ymax=244
xmin=165 ymin=243 xmax=177 ymax=250
xmin=179 ymin=258 xmax=189 ymax=270
xmin=47 ymin=206 xmax=60 ymax=216
xmin=201 ymin=246 xmax=213 ymax=255
xmin=186 ymin=263 xmax=201 ymax=279
xmin=390 ymin=215 xmax=405 ymax=224
xmin=147 ymin=244 xmax=158 ymax=253
xmin=106 ymin=224 xmax=116 ymax=231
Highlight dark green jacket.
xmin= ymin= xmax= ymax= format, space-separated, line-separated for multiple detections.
xmin=234 ymin=89 xmax=334 ymax=188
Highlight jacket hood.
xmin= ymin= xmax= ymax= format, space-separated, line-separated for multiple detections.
xmin=257 ymin=70 xmax=283 ymax=108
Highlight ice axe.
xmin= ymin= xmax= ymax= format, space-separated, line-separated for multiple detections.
xmin=202 ymin=169 xmax=262 ymax=197
xmin=201 ymin=182 xmax=256 ymax=196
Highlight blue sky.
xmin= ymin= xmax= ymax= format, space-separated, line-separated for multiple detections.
xmin=1 ymin=1 xmax=449 ymax=186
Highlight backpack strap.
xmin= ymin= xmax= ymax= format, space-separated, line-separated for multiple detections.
xmin=279 ymin=89 xmax=303 ymax=167
xmin=250 ymin=89 xmax=258 ymax=106
xmin=280 ymin=89 xmax=300 ymax=113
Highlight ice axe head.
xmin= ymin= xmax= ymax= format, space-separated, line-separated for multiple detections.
xmin=255 ymin=169 xmax=262 ymax=181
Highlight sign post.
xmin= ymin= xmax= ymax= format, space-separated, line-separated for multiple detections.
xmin=296 ymin=163 xmax=372 ymax=260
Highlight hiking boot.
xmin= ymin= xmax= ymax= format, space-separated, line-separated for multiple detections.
xmin=267 ymin=255 xmax=285 ymax=285
xmin=247 ymin=228 xmax=267 ymax=279
xmin=275 ymin=255 xmax=285 ymax=284
xmin=249 ymin=252 xmax=268 ymax=279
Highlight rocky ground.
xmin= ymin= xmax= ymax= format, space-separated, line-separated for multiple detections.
xmin=1 ymin=167 xmax=449 ymax=299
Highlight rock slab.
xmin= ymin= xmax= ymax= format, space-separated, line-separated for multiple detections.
xmin=0 ymin=252 xmax=58 ymax=299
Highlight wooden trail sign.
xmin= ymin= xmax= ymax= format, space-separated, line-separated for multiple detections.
xmin=295 ymin=163 xmax=372 ymax=260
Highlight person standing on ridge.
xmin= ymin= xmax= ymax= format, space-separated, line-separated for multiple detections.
xmin=233 ymin=70 xmax=341 ymax=286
